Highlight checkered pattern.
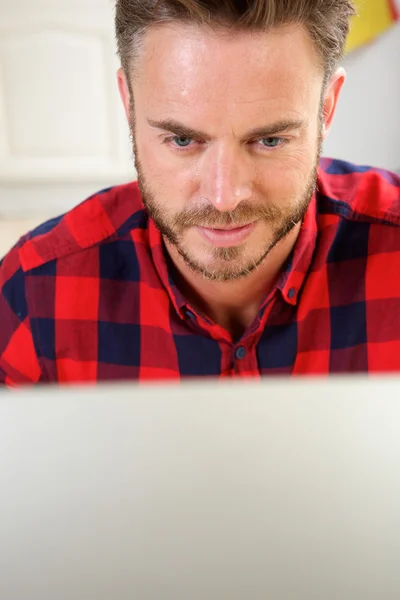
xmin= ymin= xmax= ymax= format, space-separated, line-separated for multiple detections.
xmin=1 ymin=158 xmax=400 ymax=384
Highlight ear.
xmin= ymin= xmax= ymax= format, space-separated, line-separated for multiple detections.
xmin=117 ymin=67 xmax=132 ymax=123
xmin=321 ymin=68 xmax=346 ymax=140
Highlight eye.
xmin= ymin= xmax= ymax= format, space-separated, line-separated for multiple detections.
xmin=258 ymin=137 xmax=283 ymax=148
xmin=171 ymin=136 xmax=193 ymax=148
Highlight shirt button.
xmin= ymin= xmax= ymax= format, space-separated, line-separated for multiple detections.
xmin=288 ymin=287 xmax=296 ymax=299
xmin=235 ymin=346 xmax=247 ymax=360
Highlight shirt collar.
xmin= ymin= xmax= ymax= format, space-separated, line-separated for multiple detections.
xmin=276 ymin=191 xmax=318 ymax=306
xmin=148 ymin=217 xmax=188 ymax=319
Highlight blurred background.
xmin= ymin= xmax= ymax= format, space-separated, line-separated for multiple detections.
xmin=0 ymin=0 xmax=399 ymax=256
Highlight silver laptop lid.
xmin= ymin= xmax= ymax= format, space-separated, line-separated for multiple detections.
xmin=0 ymin=378 xmax=399 ymax=600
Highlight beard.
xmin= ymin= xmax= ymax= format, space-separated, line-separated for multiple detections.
xmin=130 ymin=109 xmax=322 ymax=283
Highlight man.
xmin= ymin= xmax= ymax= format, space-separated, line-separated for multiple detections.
xmin=1 ymin=0 xmax=399 ymax=384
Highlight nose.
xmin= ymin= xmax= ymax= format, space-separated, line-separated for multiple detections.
xmin=198 ymin=143 xmax=253 ymax=212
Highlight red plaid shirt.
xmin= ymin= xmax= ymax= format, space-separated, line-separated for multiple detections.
xmin=1 ymin=158 xmax=400 ymax=385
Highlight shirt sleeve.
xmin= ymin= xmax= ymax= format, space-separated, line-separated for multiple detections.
xmin=0 ymin=244 xmax=44 ymax=385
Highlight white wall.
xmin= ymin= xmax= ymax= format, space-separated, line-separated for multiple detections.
xmin=324 ymin=21 xmax=400 ymax=172
xmin=0 ymin=1 xmax=399 ymax=219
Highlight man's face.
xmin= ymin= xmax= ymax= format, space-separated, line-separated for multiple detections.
xmin=127 ymin=24 xmax=325 ymax=282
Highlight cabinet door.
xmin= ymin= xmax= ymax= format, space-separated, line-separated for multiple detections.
xmin=0 ymin=0 xmax=133 ymax=215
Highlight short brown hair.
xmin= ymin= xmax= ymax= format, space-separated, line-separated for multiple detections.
xmin=115 ymin=0 xmax=356 ymax=86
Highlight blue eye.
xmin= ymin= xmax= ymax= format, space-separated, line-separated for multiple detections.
xmin=259 ymin=137 xmax=281 ymax=148
xmin=173 ymin=137 xmax=192 ymax=148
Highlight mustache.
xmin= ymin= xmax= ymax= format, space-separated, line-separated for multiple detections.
xmin=173 ymin=201 xmax=283 ymax=231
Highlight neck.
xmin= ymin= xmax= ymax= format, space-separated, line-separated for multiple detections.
xmin=165 ymin=224 xmax=301 ymax=340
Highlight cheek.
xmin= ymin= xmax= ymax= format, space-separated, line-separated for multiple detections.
xmin=257 ymin=171 xmax=297 ymax=201
xmin=257 ymin=152 xmax=316 ymax=198
xmin=138 ymin=137 xmax=195 ymax=191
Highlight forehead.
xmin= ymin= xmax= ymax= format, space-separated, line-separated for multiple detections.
xmin=133 ymin=23 xmax=322 ymax=123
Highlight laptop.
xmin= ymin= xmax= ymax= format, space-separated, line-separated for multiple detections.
xmin=0 ymin=377 xmax=399 ymax=600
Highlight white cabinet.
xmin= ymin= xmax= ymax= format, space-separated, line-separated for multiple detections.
xmin=0 ymin=0 xmax=133 ymax=215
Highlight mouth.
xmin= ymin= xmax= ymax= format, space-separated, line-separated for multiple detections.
xmin=196 ymin=222 xmax=257 ymax=247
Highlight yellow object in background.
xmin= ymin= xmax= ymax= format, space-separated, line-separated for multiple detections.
xmin=346 ymin=0 xmax=399 ymax=53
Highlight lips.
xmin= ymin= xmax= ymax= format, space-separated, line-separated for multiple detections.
xmin=196 ymin=222 xmax=256 ymax=248
xmin=212 ymin=224 xmax=252 ymax=232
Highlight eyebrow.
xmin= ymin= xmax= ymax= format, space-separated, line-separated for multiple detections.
xmin=147 ymin=118 xmax=305 ymax=141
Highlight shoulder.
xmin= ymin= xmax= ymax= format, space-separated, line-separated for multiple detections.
xmin=315 ymin=158 xmax=400 ymax=265
xmin=11 ymin=181 xmax=147 ymax=274
xmin=318 ymin=157 xmax=400 ymax=226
